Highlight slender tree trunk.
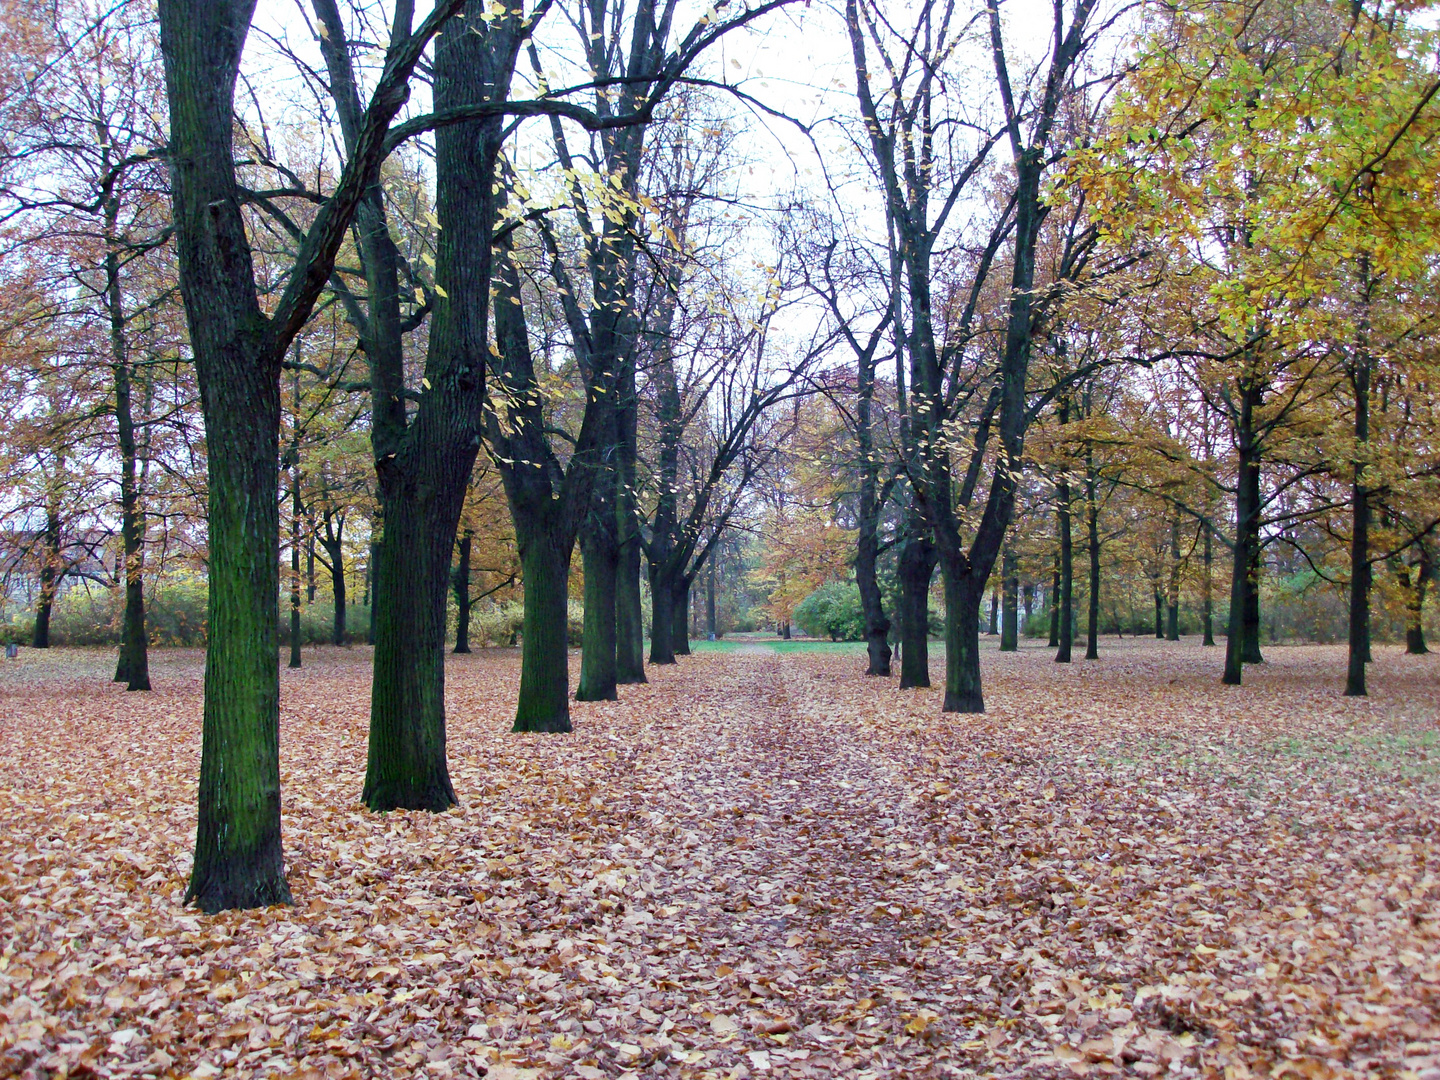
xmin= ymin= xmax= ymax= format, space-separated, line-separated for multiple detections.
xmin=366 ymin=537 xmax=379 ymax=646
xmin=1085 ymin=467 xmax=1100 ymax=661
xmin=322 ymin=535 xmax=347 ymax=646
xmin=707 ymin=556 xmax=717 ymax=641
xmin=1242 ymin=528 xmax=1264 ymax=662
xmin=306 ymin=534 xmax=316 ymax=602
xmin=856 ymin=505 xmax=892 ymax=675
xmin=289 ymin=474 xmax=302 ymax=669
xmin=1000 ymin=545 xmax=1018 ymax=653
xmin=1166 ymin=512 xmax=1181 ymax=641
xmin=1154 ymin=584 xmax=1164 ymax=639
xmin=1056 ymin=476 xmax=1073 ymax=663
xmin=897 ymin=529 xmax=936 ymax=688
xmin=453 ymin=532 xmax=472 ymax=654
xmin=1404 ymin=543 xmax=1430 ymax=655
xmin=988 ymin=587 xmax=999 ymax=635
xmin=615 ymin=365 xmax=646 ymax=683
xmin=1224 ymin=384 xmax=1263 ymax=685
xmin=1345 ymin=357 xmax=1372 ymax=694
xmin=108 ymin=221 xmax=150 ymax=690
xmin=940 ymin=554 xmax=984 ymax=712
xmin=1047 ymin=553 xmax=1060 ymax=648
xmin=32 ymin=501 xmax=61 ymax=649
xmin=1201 ymin=520 xmax=1215 ymax=646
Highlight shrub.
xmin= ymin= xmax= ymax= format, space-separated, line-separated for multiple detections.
xmin=794 ymin=582 xmax=866 ymax=641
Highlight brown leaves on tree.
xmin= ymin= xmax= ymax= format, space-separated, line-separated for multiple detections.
xmin=1 ymin=640 xmax=1436 ymax=1078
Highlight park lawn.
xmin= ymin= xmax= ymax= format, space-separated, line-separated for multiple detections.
xmin=0 ymin=639 xmax=1436 ymax=1079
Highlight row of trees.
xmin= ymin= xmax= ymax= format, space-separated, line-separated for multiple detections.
xmin=1 ymin=0 xmax=1436 ymax=913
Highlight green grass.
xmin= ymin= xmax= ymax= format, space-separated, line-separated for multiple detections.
xmin=687 ymin=636 xmax=873 ymax=654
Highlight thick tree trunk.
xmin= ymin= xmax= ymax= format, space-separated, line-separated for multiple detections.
xmin=1056 ymin=481 xmax=1073 ymax=663
xmin=363 ymin=485 xmax=461 ymax=809
xmin=512 ymin=533 xmax=574 ymax=732
xmin=1000 ymin=546 xmax=1018 ymax=653
xmin=161 ymin=0 xmax=292 ymax=913
xmin=453 ymin=532 xmax=471 ymax=654
xmin=577 ymin=517 xmax=619 ymax=700
xmin=1166 ymin=513 xmax=1181 ymax=641
xmin=672 ymin=579 xmax=691 ymax=656
xmin=617 ymin=530 xmax=646 ymax=681
xmin=648 ymin=565 xmax=675 ymax=665
xmin=897 ymin=530 xmax=936 ymax=688
xmin=940 ymin=556 xmax=984 ymax=713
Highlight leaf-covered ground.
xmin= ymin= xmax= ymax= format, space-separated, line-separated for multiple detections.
xmin=1 ymin=639 xmax=1436 ymax=1080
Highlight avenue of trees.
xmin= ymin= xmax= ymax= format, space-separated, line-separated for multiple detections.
xmin=0 ymin=0 xmax=1436 ymax=910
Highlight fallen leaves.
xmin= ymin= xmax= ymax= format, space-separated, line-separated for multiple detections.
xmin=0 ymin=639 xmax=1436 ymax=1078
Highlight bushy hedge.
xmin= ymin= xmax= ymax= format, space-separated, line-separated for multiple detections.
xmin=794 ymin=582 xmax=866 ymax=641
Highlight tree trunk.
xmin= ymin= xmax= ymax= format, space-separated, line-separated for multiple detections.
xmin=1166 ymin=512 xmax=1181 ymax=641
xmin=363 ymin=485 xmax=461 ymax=809
xmin=1056 ymin=478 xmax=1073 ymax=663
xmin=782 ymin=621 xmax=792 ymax=640
xmin=453 ymin=532 xmax=472 ymax=654
xmin=988 ymin=587 xmax=999 ymax=635
xmin=577 ymin=514 xmax=619 ymax=700
xmin=306 ymin=534 xmax=317 ymax=602
xmin=366 ymin=537 xmax=379 ymax=646
xmin=1047 ymin=554 xmax=1060 ymax=648
xmin=1224 ymin=383 xmax=1263 ymax=685
xmin=108 ymin=216 xmax=150 ymax=690
xmin=615 ymin=366 xmax=646 ymax=684
xmin=1242 ymin=533 xmax=1264 ymax=663
xmin=648 ymin=564 xmax=676 ymax=665
xmin=706 ymin=555 xmax=717 ymax=641
xmin=1201 ymin=519 xmax=1215 ymax=646
xmin=289 ymin=454 xmax=303 ymax=670
xmin=940 ymin=554 xmax=984 ymax=712
xmin=616 ymin=528 xmax=647 ymax=681
xmin=1000 ymin=545 xmax=1018 ymax=653
xmin=1345 ymin=295 xmax=1372 ymax=696
xmin=512 ymin=532 xmax=574 ymax=732
xmin=31 ymin=501 xmax=60 ymax=650
xmin=1404 ymin=543 xmax=1430 ymax=655
xmin=897 ymin=529 xmax=936 ymax=688
xmin=672 ymin=578 xmax=691 ymax=656
xmin=856 ymin=500 xmax=893 ymax=675
xmin=322 ymin=534 xmax=347 ymax=646
xmin=1154 ymin=585 xmax=1164 ymax=639
xmin=1085 ymin=467 xmax=1101 ymax=661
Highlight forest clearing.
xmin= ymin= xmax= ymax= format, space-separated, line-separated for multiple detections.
xmin=2 ymin=641 xmax=1436 ymax=1080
